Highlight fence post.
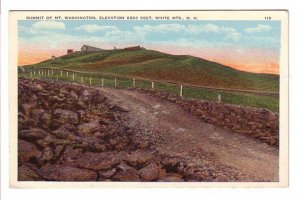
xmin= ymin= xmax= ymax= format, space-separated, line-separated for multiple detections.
xmin=152 ymin=81 xmax=154 ymax=89
xmin=51 ymin=69 xmax=53 ymax=75
xmin=60 ymin=70 xmax=62 ymax=76
xmin=38 ymin=70 xmax=40 ymax=75
xmin=89 ymin=77 xmax=92 ymax=85
xmin=48 ymin=70 xmax=50 ymax=75
xmin=33 ymin=70 xmax=36 ymax=75
xmin=115 ymin=77 xmax=117 ymax=87
xmin=180 ymin=85 xmax=183 ymax=97
xmin=42 ymin=70 xmax=44 ymax=75
xmin=133 ymin=78 xmax=136 ymax=87
xmin=217 ymin=94 xmax=221 ymax=103
xmin=72 ymin=74 xmax=75 ymax=81
xmin=101 ymin=78 xmax=104 ymax=87
xmin=67 ymin=71 xmax=69 ymax=77
xmin=81 ymin=77 xmax=83 ymax=84
xmin=30 ymin=71 xmax=32 ymax=77
xmin=56 ymin=75 xmax=58 ymax=81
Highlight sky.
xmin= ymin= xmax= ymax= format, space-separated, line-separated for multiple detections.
xmin=18 ymin=20 xmax=281 ymax=74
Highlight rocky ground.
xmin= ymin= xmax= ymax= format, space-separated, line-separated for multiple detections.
xmin=129 ymin=88 xmax=279 ymax=146
xmin=18 ymin=78 xmax=278 ymax=182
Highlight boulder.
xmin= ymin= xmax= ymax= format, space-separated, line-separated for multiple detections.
xmin=18 ymin=163 xmax=43 ymax=181
xmin=70 ymin=91 xmax=78 ymax=100
xmin=112 ymin=162 xmax=140 ymax=181
xmin=21 ymin=103 xmax=32 ymax=117
xmin=123 ymin=151 xmax=153 ymax=167
xmin=19 ymin=128 xmax=48 ymax=141
xmin=30 ymin=108 xmax=45 ymax=125
xmin=18 ymin=140 xmax=41 ymax=164
xmin=98 ymin=168 xmax=117 ymax=179
xmin=52 ymin=127 xmax=74 ymax=140
xmin=77 ymin=120 xmax=101 ymax=135
xmin=38 ymin=164 xmax=97 ymax=181
xmin=139 ymin=161 xmax=159 ymax=181
xmin=76 ymin=152 xmax=120 ymax=171
xmin=60 ymin=145 xmax=82 ymax=164
xmin=53 ymin=145 xmax=65 ymax=161
xmin=52 ymin=109 xmax=78 ymax=125
xmin=40 ymin=147 xmax=54 ymax=163
xmin=35 ymin=135 xmax=56 ymax=148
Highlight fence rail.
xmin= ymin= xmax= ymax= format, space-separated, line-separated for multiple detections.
xmin=19 ymin=67 xmax=280 ymax=112
xmin=31 ymin=67 xmax=279 ymax=96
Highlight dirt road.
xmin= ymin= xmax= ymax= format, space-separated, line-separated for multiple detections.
xmin=98 ymin=87 xmax=279 ymax=182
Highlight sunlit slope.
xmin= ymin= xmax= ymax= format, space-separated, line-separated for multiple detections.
xmin=25 ymin=49 xmax=279 ymax=92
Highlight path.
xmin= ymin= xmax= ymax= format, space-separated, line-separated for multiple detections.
xmin=98 ymin=87 xmax=279 ymax=181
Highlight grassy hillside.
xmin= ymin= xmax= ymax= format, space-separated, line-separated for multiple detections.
xmin=24 ymin=49 xmax=279 ymax=92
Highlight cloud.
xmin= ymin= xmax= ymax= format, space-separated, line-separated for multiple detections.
xmin=187 ymin=24 xmax=237 ymax=34
xmin=199 ymin=23 xmax=221 ymax=33
xmin=104 ymin=30 xmax=140 ymax=42
xmin=245 ymin=24 xmax=272 ymax=33
xmin=134 ymin=24 xmax=186 ymax=36
xmin=75 ymin=24 xmax=119 ymax=33
xmin=225 ymin=32 xmax=241 ymax=42
xmin=134 ymin=23 xmax=238 ymax=39
xmin=32 ymin=21 xmax=65 ymax=30
xmin=221 ymin=26 xmax=236 ymax=33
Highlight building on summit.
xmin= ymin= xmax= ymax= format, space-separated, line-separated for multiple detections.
xmin=124 ymin=45 xmax=145 ymax=51
xmin=81 ymin=45 xmax=103 ymax=52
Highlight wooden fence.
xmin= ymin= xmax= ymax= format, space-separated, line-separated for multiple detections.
xmin=22 ymin=67 xmax=280 ymax=105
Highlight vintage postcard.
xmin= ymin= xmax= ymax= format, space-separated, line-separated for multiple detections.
xmin=9 ymin=10 xmax=288 ymax=188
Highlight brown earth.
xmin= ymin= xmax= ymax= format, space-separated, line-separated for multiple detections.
xmin=97 ymin=87 xmax=279 ymax=182
xmin=18 ymin=78 xmax=279 ymax=182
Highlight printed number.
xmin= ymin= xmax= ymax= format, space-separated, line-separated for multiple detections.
xmin=265 ymin=16 xmax=271 ymax=20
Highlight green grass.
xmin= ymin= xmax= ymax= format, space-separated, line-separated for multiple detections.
xmin=19 ymin=71 xmax=279 ymax=112
xmin=22 ymin=49 xmax=279 ymax=93
xmin=20 ymin=48 xmax=279 ymax=112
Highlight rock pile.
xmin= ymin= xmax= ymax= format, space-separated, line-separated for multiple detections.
xmin=18 ymin=78 xmax=249 ymax=182
xmin=133 ymin=88 xmax=279 ymax=146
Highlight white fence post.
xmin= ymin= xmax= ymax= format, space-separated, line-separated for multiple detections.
xmin=180 ymin=85 xmax=183 ymax=97
xmin=33 ymin=70 xmax=36 ymax=75
xmin=66 ymin=71 xmax=69 ymax=77
xmin=51 ymin=70 xmax=53 ymax=75
xmin=133 ymin=78 xmax=136 ymax=87
xmin=101 ymin=78 xmax=104 ymax=87
xmin=89 ymin=77 xmax=92 ymax=85
xmin=81 ymin=77 xmax=83 ymax=83
xmin=152 ymin=81 xmax=154 ymax=89
xmin=115 ymin=77 xmax=117 ymax=87
xmin=72 ymin=74 xmax=75 ymax=81
xmin=48 ymin=70 xmax=50 ymax=75
xmin=60 ymin=70 xmax=62 ymax=76
xmin=56 ymin=75 xmax=58 ymax=81
xmin=217 ymin=94 xmax=221 ymax=103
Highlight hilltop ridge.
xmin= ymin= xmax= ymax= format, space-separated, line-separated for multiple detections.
xmin=24 ymin=48 xmax=279 ymax=92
